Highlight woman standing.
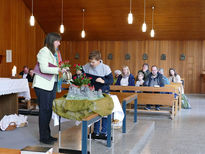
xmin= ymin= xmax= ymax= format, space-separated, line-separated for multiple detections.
xmin=33 ymin=33 xmax=66 ymax=144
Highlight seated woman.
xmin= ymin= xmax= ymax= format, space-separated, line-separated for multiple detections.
xmin=168 ymin=68 xmax=191 ymax=109
xmin=115 ymin=66 xmax=135 ymax=92
xmin=168 ymin=68 xmax=182 ymax=83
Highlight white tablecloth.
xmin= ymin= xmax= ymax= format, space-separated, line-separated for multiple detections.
xmin=52 ymin=94 xmax=124 ymax=126
xmin=0 ymin=78 xmax=31 ymax=100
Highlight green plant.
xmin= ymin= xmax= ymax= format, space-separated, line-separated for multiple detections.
xmin=59 ymin=60 xmax=71 ymax=68
xmin=71 ymin=73 xmax=92 ymax=87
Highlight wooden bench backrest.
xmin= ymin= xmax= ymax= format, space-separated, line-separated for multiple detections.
xmin=110 ymin=85 xmax=176 ymax=93
xmin=137 ymin=93 xmax=174 ymax=106
xmin=110 ymin=85 xmax=176 ymax=104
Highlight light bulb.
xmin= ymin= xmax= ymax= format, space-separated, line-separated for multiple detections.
xmin=128 ymin=13 xmax=133 ymax=24
xmin=150 ymin=29 xmax=155 ymax=37
xmin=30 ymin=15 xmax=35 ymax=26
xmin=81 ymin=30 xmax=85 ymax=38
xmin=60 ymin=24 xmax=64 ymax=33
xmin=142 ymin=22 xmax=147 ymax=32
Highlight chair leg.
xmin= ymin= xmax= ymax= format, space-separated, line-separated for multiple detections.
xmin=171 ymin=104 xmax=174 ymax=120
xmin=174 ymin=100 xmax=178 ymax=116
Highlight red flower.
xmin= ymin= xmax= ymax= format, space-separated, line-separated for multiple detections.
xmin=74 ymin=64 xmax=76 ymax=67
xmin=73 ymin=76 xmax=77 ymax=80
xmin=84 ymin=73 xmax=86 ymax=76
xmin=89 ymin=77 xmax=92 ymax=79
xmin=82 ymin=77 xmax=84 ymax=80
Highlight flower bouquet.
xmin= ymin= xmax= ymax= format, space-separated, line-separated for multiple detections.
xmin=67 ymin=65 xmax=103 ymax=100
xmin=59 ymin=60 xmax=72 ymax=81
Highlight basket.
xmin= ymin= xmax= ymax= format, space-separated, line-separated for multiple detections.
xmin=5 ymin=122 xmax=17 ymax=131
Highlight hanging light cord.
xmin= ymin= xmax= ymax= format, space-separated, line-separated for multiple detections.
xmin=152 ymin=6 xmax=154 ymax=29
xmin=32 ymin=0 xmax=33 ymax=15
xmin=130 ymin=0 xmax=132 ymax=13
xmin=82 ymin=9 xmax=85 ymax=30
xmin=61 ymin=0 xmax=63 ymax=24
xmin=144 ymin=0 xmax=146 ymax=22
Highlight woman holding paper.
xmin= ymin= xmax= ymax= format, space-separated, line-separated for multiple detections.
xmin=33 ymin=32 xmax=66 ymax=144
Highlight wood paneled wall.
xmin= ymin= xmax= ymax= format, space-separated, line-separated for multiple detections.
xmin=0 ymin=0 xmax=45 ymax=77
xmin=0 ymin=1 xmax=204 ymax=94
xmin=60 ymin=40 xmax=205 ymax=94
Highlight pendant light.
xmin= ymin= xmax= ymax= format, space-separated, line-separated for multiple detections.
xmin=128 ymin=0 xmax=133 ymax=24
xmin=29 ymin=0 xmax=35 ymax=26
xmin=60 ymin=0 xmax=64 ymax=33
xmin=150 ymin=6 xmax=155 ymax=38
xmin=81 ymin=9 xmax=86 ymax=38
xmin=142 ymin=0 xmax=147 ymax=32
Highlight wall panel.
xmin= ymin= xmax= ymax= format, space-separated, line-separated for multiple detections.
xmin=0 ymin=0 xmax=45 ymax=77
xmin=60 ymin=40 xmax=205 ymax=93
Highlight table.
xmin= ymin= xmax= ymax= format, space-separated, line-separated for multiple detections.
xmin=58 ymin=114 xmax=112 ymax=154
xmin=0 ymin=78 xmax=30 ymax=119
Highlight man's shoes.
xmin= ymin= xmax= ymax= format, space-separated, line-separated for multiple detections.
xmin=88 ymin=133 xmax=112 ymax=140
xmin=49 ymin=136 xmax=58 ymax=141
xmin=144 ymin=106 xmax=151 ymax=110
xmin=88 ymin=133 xmax=99 ymax=139
xmin=40 ymin=139 xmax=54 ymax=144
xmin=155 ymin=107 xmax=160 ymax=111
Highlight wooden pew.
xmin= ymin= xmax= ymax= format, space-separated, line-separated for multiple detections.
xmin=166 ymin=82 xmax=183 ymax=111
xmin=110 ymin=85 xmax=177 ymax=119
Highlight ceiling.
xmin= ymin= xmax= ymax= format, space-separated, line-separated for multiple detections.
xmin=23 ymin=0 xmax=205 ymax=41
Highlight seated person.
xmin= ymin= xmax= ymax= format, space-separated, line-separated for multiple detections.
xmin=168 ymin=68 xmax=182 ymax=83
xmin=159 ymin=68 xmax=170 ymax=85
xmin=113 ymin=70 xmax=121 ymax=85
xmin=168 ymin=68 xmax=184 ymax=94
xmin=135 ymin=71 xmax=145 ymax=87
xmin=26 ymin=69 xmax=35 ymax=83
xmin=19 ymin=66 xmax=29 ymax=79
xmin=137 ymin=63 xmax=150 ymax=81
xmin=143 ymin=65 xmax=165 ymax=111
xmin=115 ymin=66 xmax=135 ymax=87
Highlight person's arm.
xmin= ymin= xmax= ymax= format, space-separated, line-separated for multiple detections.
xmin=103 ymin=72 xmax=113 ymax=85
xmin=159 ymin=75 xmax=165 ymax=87
xmin=129 ymin=74 xmax=136 ymax=86
xmin=176 ymin=75 xmax=182 ymax=83
xmin=37 ymin=48 xmax=59 ymax=75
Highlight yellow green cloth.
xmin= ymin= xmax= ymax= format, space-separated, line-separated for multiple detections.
xmin=53 ymin=94 xmax=114 ymax=121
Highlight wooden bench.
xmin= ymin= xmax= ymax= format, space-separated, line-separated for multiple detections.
xmin=110 ymin=85 xmax=177 ymax=119
xmin=165 ymin=82 xmax=183 ymax=111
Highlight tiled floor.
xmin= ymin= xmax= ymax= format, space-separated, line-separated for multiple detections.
xmin=140 ymin=94 xmax=205 ymax=154
xmin=0 ymin=94 xmax=204 ymax=154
